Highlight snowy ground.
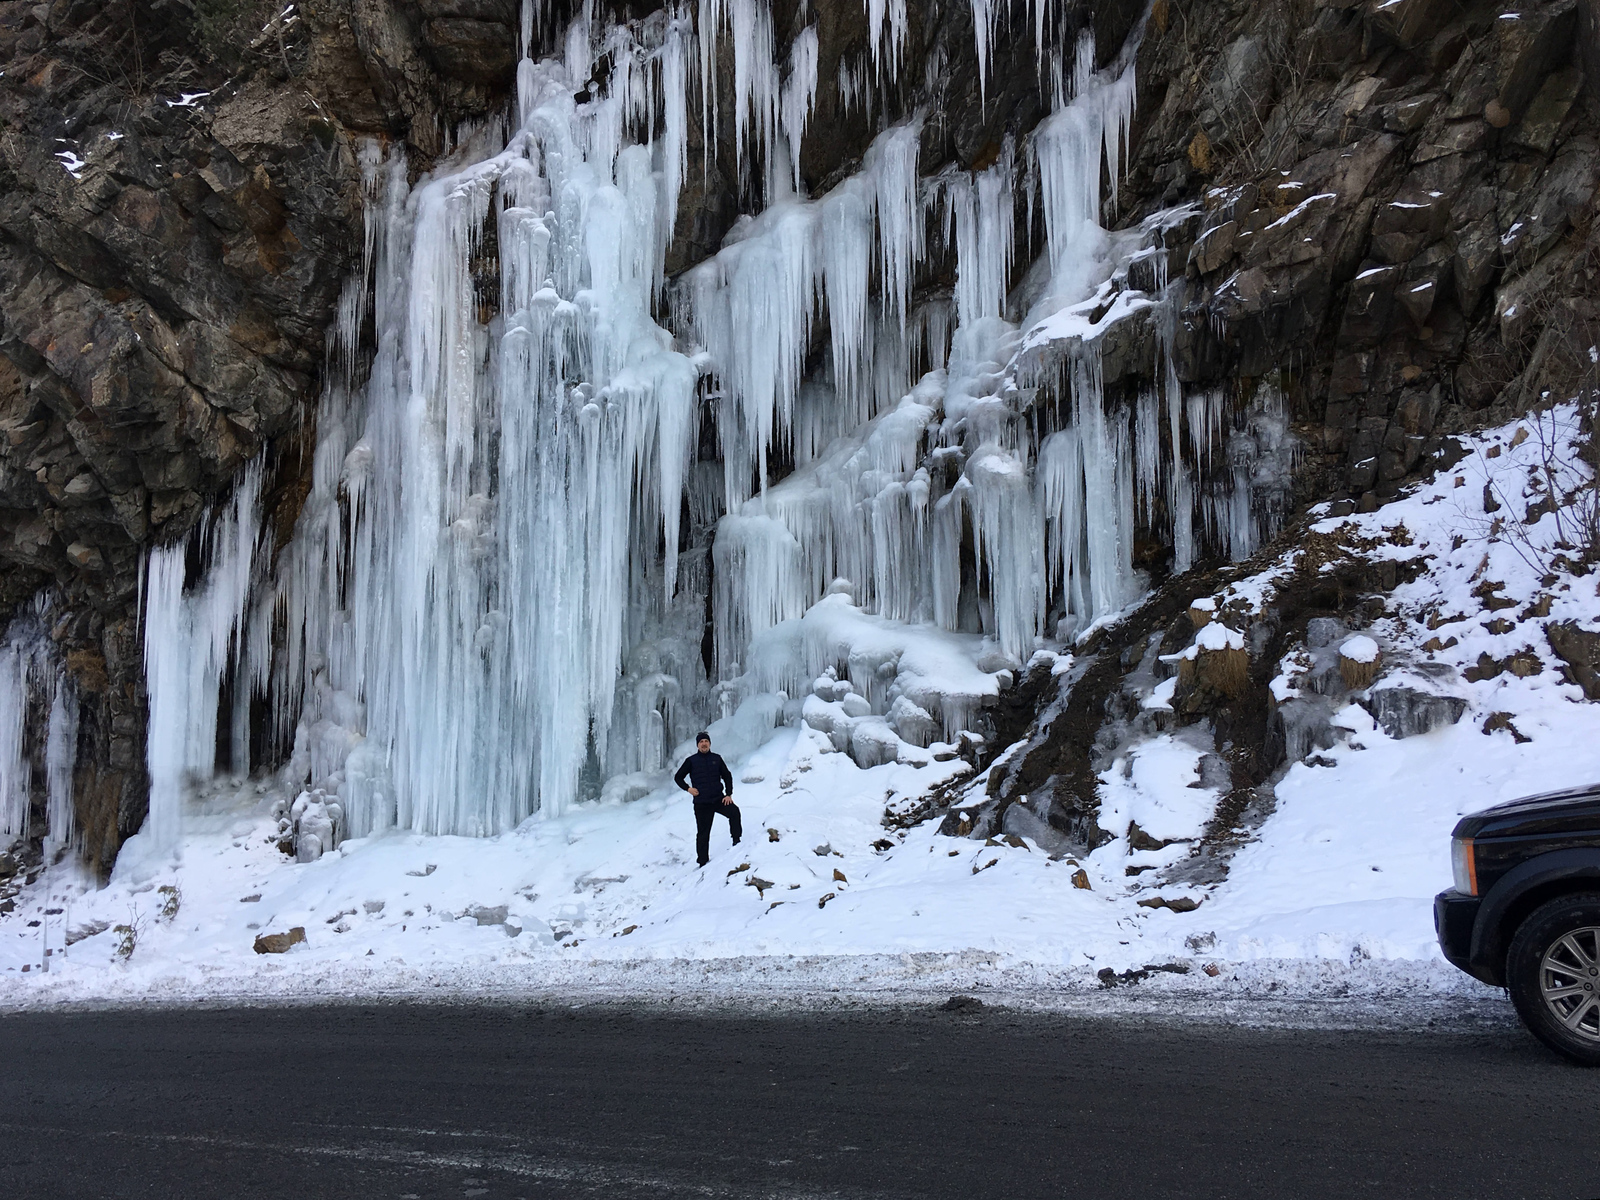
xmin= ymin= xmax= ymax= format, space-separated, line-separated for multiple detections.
xmin=4 ymin=406 xmax=1596 ymax=1021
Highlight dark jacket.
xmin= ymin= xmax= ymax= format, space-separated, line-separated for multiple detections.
xmin=674 ymin=750 xmax=733 ymax=802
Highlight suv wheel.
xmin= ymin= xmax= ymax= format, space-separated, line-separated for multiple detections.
xmin=1506 ymin=892 xmax=1600 ymax=1067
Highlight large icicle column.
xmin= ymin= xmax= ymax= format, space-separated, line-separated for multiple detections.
xmin=1 ymin=599 xmax=80 ymax=859
xmin=130 ymin=0 xmax=1293 ymax=852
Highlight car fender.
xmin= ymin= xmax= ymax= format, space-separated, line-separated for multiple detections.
xmin=1470 ymin=847 xmax=1600 ymax=984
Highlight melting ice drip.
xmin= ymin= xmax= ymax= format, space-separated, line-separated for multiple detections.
xmin=124 ymin=0 xmax=1292 ymax=848
xmin=0 ymin=600 xmax=79 ymax=858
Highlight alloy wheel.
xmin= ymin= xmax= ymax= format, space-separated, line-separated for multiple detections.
xmin=1539 ymin=925 xmax=1600 ymax=1042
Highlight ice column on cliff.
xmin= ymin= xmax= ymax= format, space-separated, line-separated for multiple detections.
xmin=266 ymin=25 xmax=703 ymax=837
xmin=0 ymin=601 xmax=80 ymax=853
xmin=142 ymin=460 xmax=263 ymax=848
xmin=129 ymin=3 xmax=1292 ymax=842
xmin=0 ymin=630 xmax=30 ymax=847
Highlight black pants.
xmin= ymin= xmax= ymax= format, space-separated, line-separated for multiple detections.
xmin=694 ymin=799 xmax=742 ymax=865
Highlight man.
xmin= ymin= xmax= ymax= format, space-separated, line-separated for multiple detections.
xmin=674 ymin=731 xmax=740 ymax=867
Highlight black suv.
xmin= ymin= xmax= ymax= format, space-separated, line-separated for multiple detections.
xmin=1436 ymin=786 xmax=1600 ymax=1065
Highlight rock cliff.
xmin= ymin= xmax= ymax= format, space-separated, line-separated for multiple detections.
xmin=1 ymin=0 xmax=1596 ymax=872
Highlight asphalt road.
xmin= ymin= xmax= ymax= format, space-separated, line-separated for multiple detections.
xmin=0 ymin=1001 xmax=1596 ymax=1200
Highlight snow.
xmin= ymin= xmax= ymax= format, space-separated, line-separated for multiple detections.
xmin=1264 ymin=192 xmax=1337 ymax=229
xmin=1339 ymin=634 xmax=1380 ymax=664
xmin=1196 ymin=621 xmax=1245 ymax=651
xmin=1098 ymin=735 xmax=1221 ymax=845
xmin=6 ymin=403 xmax=1593 ymax=1010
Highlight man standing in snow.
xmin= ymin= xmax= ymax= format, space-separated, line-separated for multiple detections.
xmin=674 ymin=732 xmax=740 ymax=867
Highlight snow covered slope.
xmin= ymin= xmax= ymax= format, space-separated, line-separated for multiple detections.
xmin=5 ymin=404 xmax=1595 ymax=1009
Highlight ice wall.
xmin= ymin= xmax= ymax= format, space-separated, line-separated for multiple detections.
xmin=119 ymin=0 xmax=1292 ymax=847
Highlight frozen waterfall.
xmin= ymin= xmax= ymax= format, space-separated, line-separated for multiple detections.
xmin=90 ymin=0 xmax=1295 ymax=855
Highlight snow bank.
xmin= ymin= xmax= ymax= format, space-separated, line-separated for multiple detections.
xmin=6 ymin=408 xmax=1596 ymax=1011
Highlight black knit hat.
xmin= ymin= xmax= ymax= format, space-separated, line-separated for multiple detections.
xmin=695 ymin=731 xmax=711 ymax=743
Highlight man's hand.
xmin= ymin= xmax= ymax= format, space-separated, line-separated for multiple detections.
xmin=688 ymin=787 xmax=698 ymax=797
xmin=723 ymin=795 xmax=733 ymax=806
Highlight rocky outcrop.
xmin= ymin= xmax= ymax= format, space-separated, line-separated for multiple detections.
xmin=1120 ymin=0 xmax=1600 ymax=509
xmin=1547 ymin=619 xmax=1600 ymax=697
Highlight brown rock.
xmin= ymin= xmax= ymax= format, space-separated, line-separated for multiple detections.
xmin=1547 ymin=622 xmax=1600 ymax=698
xmin=1136 ymin=896 xmax=1203 ymax=913
xmin=1128 ymin=821 xmax=1177 ymax=852
xmin=1482 ymin=712 xmax=1532 ymax=743
xmin=1465 ymin=648 xmax=1544 ymax=682
xmin=252 ymin=927 xmax=307 ymax=954
xmin=1070 ymin=868 xmax=1092 ymax=891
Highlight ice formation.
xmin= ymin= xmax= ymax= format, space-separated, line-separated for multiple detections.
xmin=0 ymin=0 xmax=1297 ymax=855
xmin=0 ymin=599 xmax=78 ymax=856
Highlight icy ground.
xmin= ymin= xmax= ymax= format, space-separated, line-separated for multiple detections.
xmin=4 ymin=407 xmax=1597 ymax=1019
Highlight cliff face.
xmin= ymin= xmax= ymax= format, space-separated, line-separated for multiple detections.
xmin=1123 ymin=0 xmax=1600 ymax=507
xmin=0 ymin=0 xmax=524 ymax=866
xmin=0 ymin=0 xmax=1596 ymax=873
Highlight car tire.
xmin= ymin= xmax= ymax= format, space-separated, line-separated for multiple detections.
xmin=1506 ymin=891 xmax=1600 ymax=1067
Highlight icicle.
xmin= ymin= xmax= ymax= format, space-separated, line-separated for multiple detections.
xmin=969 ymin=0 xmax=999 ymax=103
xmin=779 ymin=27 xmax=818 ymax=193
xmin=966 ymin=444 xmax=1042 ymax=660
xmin=945 ymin=143 xmax=1015 ymax=328
xmin=868 ymin=119 xmax=923 ymax=331
xmin=837 ymin=52 xmax=874 ymax=124
xmin=1135 ymin=384 xmax=1159 ymax=518
xmin=44 ymin=673 xmax=77 ymax=858
xmin=1070 ymin=354 xmax=1133 ymax=619
xmin=697 ymin=0 xmax=780 ymax=199
xmin=1154 ymin=285 xmax=1195 ymax=574
xmin=142 ymin=459 xmax=264 ymax=848
xmin=682 ymin=120 xmax=924 ymax=506
xmin=1038 ymin=427 xmax=1083 ymax=614
xmin=660 ymin=12 xmax=691 ymax=242
xmin=0 ymin=635 xmax=28 ymax=848
xmin=862 ymin=0 xmax=907 ymax=77
xmin=818 ymin=175 xmax=875 ymax=422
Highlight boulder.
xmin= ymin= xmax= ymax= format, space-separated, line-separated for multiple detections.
xmin=1364 ymin=685 xmax=1467 ymax=739
xmin=253 ymin=927 xmax=307 ymax=954
xmin=1547 ymin=622 xmax=1600 ymax=698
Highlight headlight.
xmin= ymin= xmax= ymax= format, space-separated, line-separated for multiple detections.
xmin=1451 ymin=836 xmax=1478 ymax=896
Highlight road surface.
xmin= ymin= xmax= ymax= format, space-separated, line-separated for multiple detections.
xmin=0 ymin=1001 xmax=1596 ymax=1199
